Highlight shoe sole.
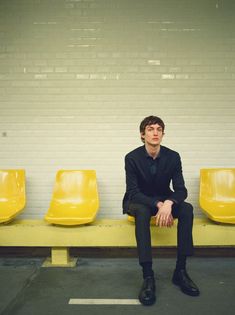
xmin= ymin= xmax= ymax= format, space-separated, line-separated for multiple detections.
xmin=172 ymin=279 xmax=200 ymax=297
xmin=139 ymin=296 xmax=156 ymax=306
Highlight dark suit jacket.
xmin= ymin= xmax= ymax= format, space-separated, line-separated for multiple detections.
xmin=122 ymin=145 xmax=187 ymax=213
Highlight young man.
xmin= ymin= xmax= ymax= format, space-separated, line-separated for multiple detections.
xmin=122 ymin=116 xmax=199 ymax=306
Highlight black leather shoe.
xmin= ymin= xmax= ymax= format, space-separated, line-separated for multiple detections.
xmin=138 ymin=276 xmax=156 ymax=306
xmin=172 ymin=269 xmax=200 ymax=296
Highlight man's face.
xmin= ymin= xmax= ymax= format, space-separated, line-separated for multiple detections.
xmin=141 ymin=123 xmax=164 ymax=146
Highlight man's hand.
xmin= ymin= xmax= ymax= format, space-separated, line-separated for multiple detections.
xmin=155 ymin=200 xmax=174 ymax=227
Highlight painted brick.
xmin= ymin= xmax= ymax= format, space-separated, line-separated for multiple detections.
xmin=0 ymin=0 xmax=235 ymax=220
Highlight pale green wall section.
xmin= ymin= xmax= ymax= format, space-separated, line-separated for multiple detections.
xmin=0 ymin=0 xmax=235 ymax=218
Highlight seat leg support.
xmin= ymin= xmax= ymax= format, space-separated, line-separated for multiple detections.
xmin=42 ymin=247 xmax=77 ymax=267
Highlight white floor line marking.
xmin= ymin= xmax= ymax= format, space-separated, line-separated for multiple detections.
xmin=69 ymin=299 xmax=141 ymax=305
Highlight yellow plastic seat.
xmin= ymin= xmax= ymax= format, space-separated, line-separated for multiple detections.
xmin=45 ymin=170 xmax=99 ymax=225
xmin=199 ymin=168 xmax=235 ymax=224
xmin=0 ymin=169 xmax=26 ymax=223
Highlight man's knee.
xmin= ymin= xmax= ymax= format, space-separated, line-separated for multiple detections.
xmin=173 ymin=201 xmax=193 ymax=220
xmin=179 ymin=202 xmax=194 ymax=220
xmin=128 ymin=203 xmax=152 ymax=220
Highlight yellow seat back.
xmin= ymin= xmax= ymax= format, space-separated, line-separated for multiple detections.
xmin=45 ymin=170 xmax=99 ymax=225
xmin=199 ymin=168 xmax=235 ymax=224
xmin=0 ymin=169 xmax=26 ymax=223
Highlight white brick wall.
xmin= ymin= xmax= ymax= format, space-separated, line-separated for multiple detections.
xmin=0 ymin=0 xmax=235 ymax=219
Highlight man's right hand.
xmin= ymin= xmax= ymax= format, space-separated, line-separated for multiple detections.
xmin=155 ymin=201 xmax=174 ymax=227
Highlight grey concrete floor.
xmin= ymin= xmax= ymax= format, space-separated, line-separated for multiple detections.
xmin=0 ymin=257 xmax=235 ymax=315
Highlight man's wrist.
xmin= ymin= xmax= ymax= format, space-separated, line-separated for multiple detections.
xmin=156 ymin=201 xmax=163 ymax=208
xmin=164 ymin=199 xmax=174 ymax=206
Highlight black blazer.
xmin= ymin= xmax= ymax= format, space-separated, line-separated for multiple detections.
xmin=122 ymin=145 xmax=188 ymax=213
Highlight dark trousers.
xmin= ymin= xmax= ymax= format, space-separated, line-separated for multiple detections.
xmin=128 ymin=202 xmax=194 ymax=264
